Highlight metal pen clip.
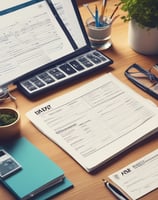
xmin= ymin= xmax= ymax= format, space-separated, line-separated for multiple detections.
xmin=102 ymin=179 xmax=129 ymax=200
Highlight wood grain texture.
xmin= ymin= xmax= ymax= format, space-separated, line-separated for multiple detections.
xmin=1 ymin=1 xmax=157 ymax=200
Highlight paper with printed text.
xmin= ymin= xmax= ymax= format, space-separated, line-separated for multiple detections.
xmin=108 ymin=149 xmax=158 ymax=199
xmin=26 ymin=73 xmax=158 ymax=172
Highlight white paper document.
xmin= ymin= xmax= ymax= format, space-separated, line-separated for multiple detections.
xmin=0 ymin=0 xmax=74 ymax=85
xmin=51 ymin=0 xmax=86 ymax=47
xmin=26 ymin=73 xmax=158 ymax=172
xmin=108 ymin=149 xmax=158 ymax=200
xmin=0 ymin=0 xmax=29 ymax=10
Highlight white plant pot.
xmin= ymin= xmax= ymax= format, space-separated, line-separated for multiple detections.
xmin=128 ymin=20 xmax=158 ymax=55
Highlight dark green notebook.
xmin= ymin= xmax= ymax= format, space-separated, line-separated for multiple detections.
xmin=0 ymin=137 xmax=73 ymax=200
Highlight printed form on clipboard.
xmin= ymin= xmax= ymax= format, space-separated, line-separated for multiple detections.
xmin=26 ymin=73 xmax=158 ymax=172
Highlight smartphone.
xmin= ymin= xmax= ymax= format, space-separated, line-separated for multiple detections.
xmin=0 ymin=149 xmax=22 ymax=179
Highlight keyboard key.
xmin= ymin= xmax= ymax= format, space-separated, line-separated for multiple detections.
xmin=93 ymin=52 xmax=107 ymax=61
xmin=48 ymin=68 xmax=66 ymax=79
xmin=69 ymin=60 xmax=85 ymax=71
xmin=30 ymin=77 xmax=45 ymax=88
xmin=22 ymin=81 xmax=37 ymax=91
xmin=87 ymin=54 xmax=101 ymax=64
xmin=78 ymin=56 xmax=93 ymax=67
xmin=59 ymin=63 xmax=76 ymax=75
xmin=17 ymin=50 xmax=113 ymax=98
xmin=38 ymin=72 xmax=55 ymax=84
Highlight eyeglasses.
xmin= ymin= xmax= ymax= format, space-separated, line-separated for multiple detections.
xmin=125 ymin=63 xmax=158 ymax=99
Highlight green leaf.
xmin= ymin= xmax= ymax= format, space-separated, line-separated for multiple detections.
xmin=119 ymin=0 xmax=158 ymax=28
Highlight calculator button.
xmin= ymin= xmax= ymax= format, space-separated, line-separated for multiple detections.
xmin=69 ymin=60 xmax=85 ymax=71
xmin=29 ymin=77 xmax=45 ymax=88
xmin=87 ymin=54 xmax=101 ymax=64
xmin=38 ymin=72 xmax=55 ymax=84
xmin=93 ymin=52 xmax=107 ymax=61
xmin=48 ymin=68 xmax=66 ymax=79
xmin=22 ymin=81 xmax=37 ymax=91
xmin=78 ymin=56 xmax=93 ymax=67
xmin=59 ymin=63 xmax=77 ymax=75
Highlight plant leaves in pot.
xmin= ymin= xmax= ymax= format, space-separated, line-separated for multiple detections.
xmin=0 ymin=107 xmax=20 ymax=142
xmin=119 ymin=0 xmax=158 ymax=55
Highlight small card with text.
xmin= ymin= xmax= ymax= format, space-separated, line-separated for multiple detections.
xmin=108 ymin=149 xmax=158 ymax=200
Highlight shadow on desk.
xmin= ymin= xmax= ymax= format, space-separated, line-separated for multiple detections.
xmin=90 ymin=131 xmax=158 ymax=175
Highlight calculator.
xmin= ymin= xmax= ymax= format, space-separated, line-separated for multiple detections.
xmin=0 ymin=149 xmax=22 ymax=179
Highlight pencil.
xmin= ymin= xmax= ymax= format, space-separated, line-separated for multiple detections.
xmin=110 ymin=2 xmax=121 ymax=19
xmin=100 ymin=0 xmax=107 ymax=22
xmin=83 ymin=3 xmax=95 ymax=19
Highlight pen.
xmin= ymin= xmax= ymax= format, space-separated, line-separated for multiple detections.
xmin=95 ymin=5 xmax=100 ymax=27
xmin=102 ymin=179 xmax=129 ymax=200
xmin=83 ymin=3 xmax=95 ymax=19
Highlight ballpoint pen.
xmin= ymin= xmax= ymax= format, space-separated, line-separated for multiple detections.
xmin=102 ymin=179 xmax=129 ymax=200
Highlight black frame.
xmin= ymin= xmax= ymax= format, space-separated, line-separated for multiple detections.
xmin=125 ymin=63 xmax=158 ymax=99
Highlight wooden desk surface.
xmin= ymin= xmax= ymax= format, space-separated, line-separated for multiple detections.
xmin=0 ymin=1 xmax=158 ymax=200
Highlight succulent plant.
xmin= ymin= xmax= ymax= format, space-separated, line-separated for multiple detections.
xmin=0 ymin=113 xmax=17 ymax=126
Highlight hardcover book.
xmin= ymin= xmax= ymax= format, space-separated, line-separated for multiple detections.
xmin=0 ymin=137 xmax=73 ymax=200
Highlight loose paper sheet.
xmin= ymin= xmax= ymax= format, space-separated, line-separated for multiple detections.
xmin=26 ymin=73 xmax=158 ymax=172
xmin=108 ymin=149 xmax=158 ymax=200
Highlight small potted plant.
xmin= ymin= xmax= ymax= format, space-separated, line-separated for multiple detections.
xmin=0 ymin=107 xmax=20 ymax=141
xmin=119 ymin=0 xmax=158 ymax=55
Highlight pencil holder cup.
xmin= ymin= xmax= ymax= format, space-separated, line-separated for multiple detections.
xmin=0 ymin=107 xmax=21 ymax=142
xmin=86 ymin=17 xmax=112 ymax=50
